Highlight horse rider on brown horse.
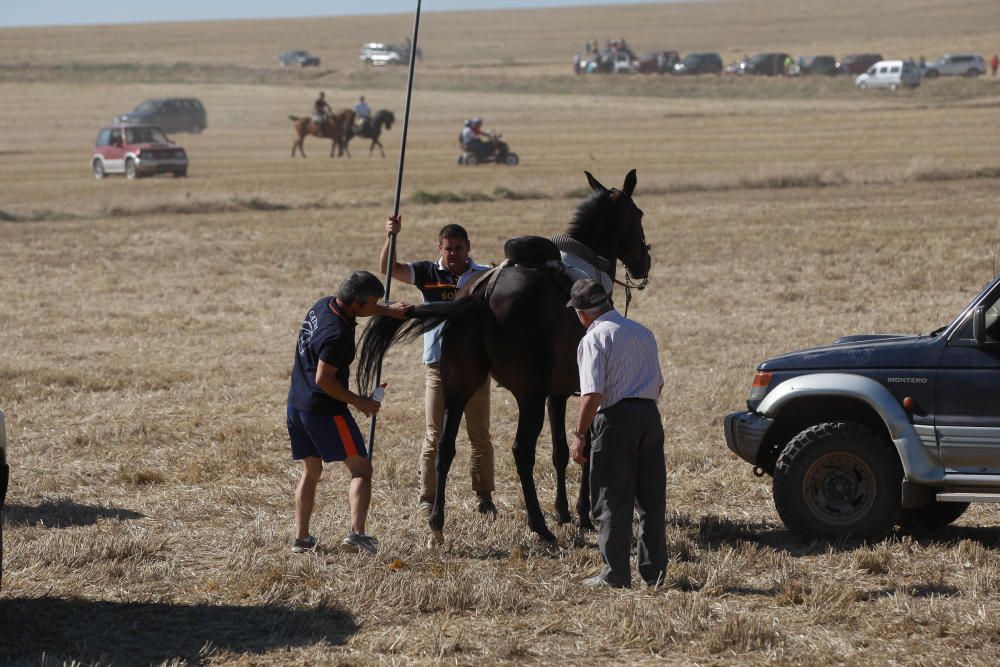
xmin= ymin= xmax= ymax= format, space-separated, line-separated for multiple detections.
xmin=314 ymin=92 xmax=333 ymax=133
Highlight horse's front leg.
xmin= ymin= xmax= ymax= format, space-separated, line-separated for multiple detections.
xmin=513 ymin=394 xmax=556 ymax=543
xmin=546 ymin=395 xmax=572 ymax=525
xmin=377 ymin=139 xmax=385 ymax=158
xmin=428 ymin=401 xmax=463 ymax=545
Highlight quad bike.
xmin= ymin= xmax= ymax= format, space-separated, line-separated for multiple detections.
xmin=457 ymin=132 xmax=519 ymax=166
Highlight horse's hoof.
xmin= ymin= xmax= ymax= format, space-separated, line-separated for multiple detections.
xmin=536 ymin=528 xmax=558 ymax=545
xmin=556 ymin=511 xmax=573 ymax=525
xmin=428 ymin=530 xmax=444 ymax=547
xmin=578 ymin=518 xmax=596 ymax=532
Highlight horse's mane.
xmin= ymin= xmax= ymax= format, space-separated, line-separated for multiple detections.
xmin=567 ymin=190 xmax=612 ymax=240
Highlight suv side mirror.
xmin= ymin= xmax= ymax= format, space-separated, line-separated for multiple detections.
xmin=973 ymin=305 xmax=987 ymax=346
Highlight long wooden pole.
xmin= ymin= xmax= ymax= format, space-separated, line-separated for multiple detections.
xmin=368 ymin=0 xmax=422 ymax=459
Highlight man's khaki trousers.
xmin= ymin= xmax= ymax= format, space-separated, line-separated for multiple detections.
xmin=420 ymin=362 xmax=495 ymax=503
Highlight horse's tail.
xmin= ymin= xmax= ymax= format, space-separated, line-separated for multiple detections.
xmin=288 ymin=115 xmax=301 ymax=122
xmin=356 ymin=295 xmax=486 ymax=395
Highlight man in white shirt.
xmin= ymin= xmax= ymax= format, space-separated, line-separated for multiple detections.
xmin=569 ymin=279 xmax=666 ymax=588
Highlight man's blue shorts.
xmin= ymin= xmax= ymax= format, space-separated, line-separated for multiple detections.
xmin=287 ymin=405 xmax=368 ymax=462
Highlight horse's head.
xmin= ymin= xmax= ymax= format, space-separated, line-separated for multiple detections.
xmin=378 ymin=110 xmax=395 ymax=130
xmin=582 ymin=169 xmax=651 ymax=280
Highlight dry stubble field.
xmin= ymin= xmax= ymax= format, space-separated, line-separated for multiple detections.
xmin=3 ymin=1 xmax=1000 ymax=664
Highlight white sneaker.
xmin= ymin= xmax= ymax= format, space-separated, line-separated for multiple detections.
xmin=341 ymin=532 xmax=379 ymax=555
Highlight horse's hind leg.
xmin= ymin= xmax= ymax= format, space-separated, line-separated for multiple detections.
xmin=547 ymin=395 xmax=572 ymax=525
xmin=428 ymin=398 xmax=464 ymax=545
xmin=514 ymin=393 xmax=556 ymax=543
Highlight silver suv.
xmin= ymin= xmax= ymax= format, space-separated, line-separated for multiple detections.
xmin=924 ymin=53 xmax=986 ymax=78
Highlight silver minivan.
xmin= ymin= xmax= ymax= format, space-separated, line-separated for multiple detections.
xmin=855 ymin=59 xmax=921 ymax=91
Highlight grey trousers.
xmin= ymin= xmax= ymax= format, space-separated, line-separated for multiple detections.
xmin=589 ymin=398 xmax=667 ymax=587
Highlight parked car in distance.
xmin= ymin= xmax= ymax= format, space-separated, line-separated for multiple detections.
xmin=923 ymin=53 xmax=986 ymax=78
xmin=739 ymin=52 xmax=791 ymax=76
xmin=612 ymin=50 xmax=639 ymax=74
xmin=673 ymin=52 xmax=723 ymax=75
xmin=360 ymin=42 xmax=420 ymax=66
xmin=114 ymin=98 xmax=207 ymax=134
xmin=278 ymin=49 xmax=320 ymax=67
xmin=636 ymin=50 xmax=679 ymax=74
xmin=840 ymin=53 xmax=883 ymax=75
xmin=91 ymin=125 xmax=188 ymax=180
xmin=855 ymin=60 xmax=921 ymax=90
xmin=790 ymin=55 xmax=839 ymax=76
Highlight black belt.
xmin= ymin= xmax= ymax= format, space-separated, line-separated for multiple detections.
xmin=599 ymin=397 xmax=656 ymax=413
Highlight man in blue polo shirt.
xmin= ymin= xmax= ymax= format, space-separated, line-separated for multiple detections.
xmin=287 ymin=270 xmax=410 ymax=555
xmin=379 ymin=215 xmax=496 ymax=514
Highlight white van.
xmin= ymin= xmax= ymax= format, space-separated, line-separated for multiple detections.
xmin=855 ymin=60 xmax=921 ymax=90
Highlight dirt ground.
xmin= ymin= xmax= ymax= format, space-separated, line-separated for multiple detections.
xmin=3 ymin=0 xmax=1000 ymax=664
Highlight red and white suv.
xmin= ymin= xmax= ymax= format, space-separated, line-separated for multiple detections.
xmin=91 ymin=124 xmax=188 ymax=179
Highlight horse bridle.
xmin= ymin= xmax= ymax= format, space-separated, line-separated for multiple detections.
xmin=609 ymin=192 xmax=650 ymax=318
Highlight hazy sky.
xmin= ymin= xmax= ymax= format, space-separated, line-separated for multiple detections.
xmin=1 ymin=1 xmax=680 ymax=28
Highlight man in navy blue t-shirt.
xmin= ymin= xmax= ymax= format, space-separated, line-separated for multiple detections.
xmin=287 ymin=270 xmax=410 ymax=555
xmin=380 ymin=215 xmax=496 ymax=515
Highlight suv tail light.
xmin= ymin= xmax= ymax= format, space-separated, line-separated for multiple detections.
xmin=748 ymin=371 xmax=773 ymax=402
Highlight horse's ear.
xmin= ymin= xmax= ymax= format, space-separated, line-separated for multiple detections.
xmin=622 ymin=169 xmax=637 ymax=197
xmin=585 ymin=171 xmax=606 ymax=193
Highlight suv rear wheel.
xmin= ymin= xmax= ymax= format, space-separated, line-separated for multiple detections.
xmin=965 ymin=68 xmax=981 ymax=78
xmin=773 ymin=421 xmax=902 ymax=541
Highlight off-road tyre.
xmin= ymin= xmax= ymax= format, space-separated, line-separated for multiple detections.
xmin=924 ymin=69 xmax=939 ymax=79
xmin=889 ymin=82 xmax=899 ymax=91
xmin=125 ymin=158 xmax=138 ymax=180
xmin=92 ymin=159 xmax=105 ymax=180
xmin=773 ymin=421 xmax=902 ymax=541
xmin=858 ymin=82 xmax=868 ymax=90
xmin=965 ymin=68 xmax=981 ymax=78
xmin=504 ymin=152 xmax=520 ymax=166
xmin=900 ymin=499 xmax=969 ymax=532
xmin=463 ymin=153 xmax=480 ymax=166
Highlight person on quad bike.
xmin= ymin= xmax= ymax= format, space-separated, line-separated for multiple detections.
xmin=461 ymin=117 xmax=493 ymax=161
xmin=460 ymin=118 xmax=491 ymax=160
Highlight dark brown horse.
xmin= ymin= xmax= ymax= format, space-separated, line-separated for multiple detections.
xmin=358 ymin=170 xmax=651 ymax=545
xmin=289 ymin=108 xmax=355 ymax=158
xmin=345 ymin=109 xmax=395 ymax=158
